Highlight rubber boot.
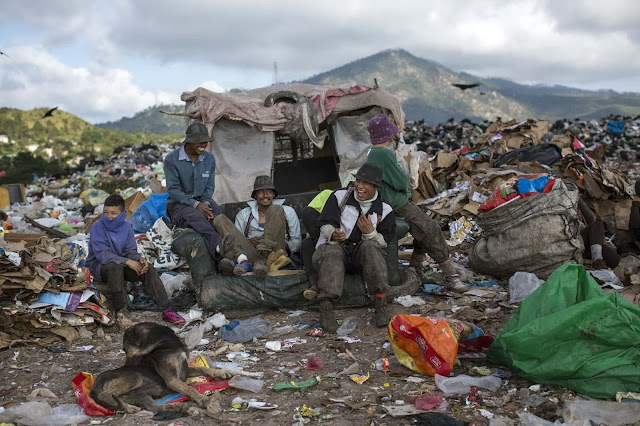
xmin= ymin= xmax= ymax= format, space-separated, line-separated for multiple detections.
xmin=303 ymin=272 xmax=319 ymax=300
xmin=319 ymin=299 xmax=338 ymax=333
xmin=374 ymin=296 xmax=390 ymax=328
xmin=439 ymin=259 xmax=468 ymax=291
xmin=253 ymin=249 xmax=270 ymax=276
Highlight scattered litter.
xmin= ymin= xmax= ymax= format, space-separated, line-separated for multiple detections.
xmin=393 ymin=295 xmax=426 ymax=307
xmin=272 ymin=377 xmax=320 ymax=391
xmin=350 ymin=373 xmax=370 ymax=385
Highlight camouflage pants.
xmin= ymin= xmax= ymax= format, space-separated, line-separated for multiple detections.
xmin=396 ymin=201 xmax=449 ymax=263
xmin=312 ymin=239 xmax=388 ymax=300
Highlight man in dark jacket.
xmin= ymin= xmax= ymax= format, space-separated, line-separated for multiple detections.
xmin=313 ymin=162 xmax=395 ymax=332
xmin=164 ymin=122 xmax=237 ymax=269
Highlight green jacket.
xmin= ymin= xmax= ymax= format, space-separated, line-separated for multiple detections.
xmin=366 ymin=146 xmax=410 ymax=210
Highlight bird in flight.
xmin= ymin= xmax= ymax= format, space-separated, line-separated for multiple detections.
xmin=0 ymin=50 xmax=11 ymax=59
xmin=42 ymin=106 xmax=58 ymax=119
xmin=451 ymin=83 xmax=480 ymax=91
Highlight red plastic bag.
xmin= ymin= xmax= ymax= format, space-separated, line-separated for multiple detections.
xmin=71 ymin=372 xmax=115 ymax=417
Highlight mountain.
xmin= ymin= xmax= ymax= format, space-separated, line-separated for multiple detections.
xmin=303 ymin=49 xmax=640 ymax=123
xmin=93 ymin=49 xmax=640 ymax=133
xmin=96 ymin=104 xmax=185 ymax=134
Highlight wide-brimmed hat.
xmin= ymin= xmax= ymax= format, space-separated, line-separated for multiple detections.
xmin=184 ymin=122 xmax=213 ymax=144
xmin=354 ymin=162 xmax=383 ymax=187
xmin=252 ymin=175 xmax=278 ymax=199
xmin=367 ymin=114 xmax=399 ymax=145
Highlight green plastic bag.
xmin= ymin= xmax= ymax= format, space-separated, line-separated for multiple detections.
xmin=488 ymin=263 xmax=640 ymax=398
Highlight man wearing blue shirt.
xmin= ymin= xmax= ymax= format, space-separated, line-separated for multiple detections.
xmin=164 ymin=122 xmax=236 ymax=266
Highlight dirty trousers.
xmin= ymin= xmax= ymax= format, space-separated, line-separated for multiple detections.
xmin=98 ymin=262 xmax=169 ymax=312
xmin=581 ymin=220 xmax=620 ymax=268
xmin=300 ymin=206 xmax=321 ymax=279
xmin=167 ymin=202 xmax=223 ymax=260
xmin=312 ymin=239 xmax=389 ymax=300
xmin=212 ymin=204 xmax=288 ymax=264
xmin=396 ymin=201 xmax=449 ymax=263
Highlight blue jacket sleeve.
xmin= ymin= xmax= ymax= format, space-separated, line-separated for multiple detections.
xmin=122 ymin=227 xmax=142 ymax=261
xmin=200 ymin=156 xmax=216 ymax=205
xmin=164 ymin=155 xmax=199 ymax=207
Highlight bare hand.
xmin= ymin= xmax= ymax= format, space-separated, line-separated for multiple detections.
xmin=139 ymin=257 xmax=149 ymax=274
xmin=125 ymin=259 xmax=144 ymax=276
xmin=197 ymin=203 xmax=214 ymax=220
xmin=356 ymin=213 xmax=374 ymax=234
xmin=331 ymin=228 xmax=347 ymax=242
xmin=249 ymin=236 xmax=262 ymax=247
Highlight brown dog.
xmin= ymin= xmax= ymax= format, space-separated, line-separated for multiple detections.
xmin=91 ymin=322 xmax=231 ymax=413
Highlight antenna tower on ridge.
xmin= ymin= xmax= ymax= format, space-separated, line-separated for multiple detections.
xmin=273 ymin=61 xmax=280 ymax=85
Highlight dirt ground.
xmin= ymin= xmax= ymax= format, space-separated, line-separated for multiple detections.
xmin=0 ymin=272 xmax=574 ymax=426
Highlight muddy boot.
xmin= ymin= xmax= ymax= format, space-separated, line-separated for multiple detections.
xmin=218 ymin=258 xmax=235 ymax=274
xmin=218 ymin=234 xmax=238 ymax=274
xmin=303 ymin=272 xmax=319 ymax=300
xmin=303 ymin=287 xmax=318 ymax=300
xmin=439 ymin=259 xmax=468 ymax=291
xmin=319 ymin=299 xmax=338 ymax=333
xmin=409 ymin=252 xmax=426 ymax=278
xmin=253 ymin=250 xmax=270 ymax=276
xmin=374 ymin=296 xmax=390 ymax=328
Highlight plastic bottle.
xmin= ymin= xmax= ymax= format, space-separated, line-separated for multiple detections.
xmin=434 ymin=374 xmax=502 ymax=394
xmin=271 ymin=325 xmax=294 ymax=336
xmin=371 ymin=355 xmax=399 ymax=371
xmin=228 ymin=375 xmax=264 ymax=393
xmin=336 ymin=316 xmax=358 ymax=336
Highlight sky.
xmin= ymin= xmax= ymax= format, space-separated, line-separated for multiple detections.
xmin=1 ymin=0 xmax=640 ymax=124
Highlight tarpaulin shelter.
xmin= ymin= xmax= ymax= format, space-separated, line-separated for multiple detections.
xmin=178 ymin=84 xmax=404 ymax=204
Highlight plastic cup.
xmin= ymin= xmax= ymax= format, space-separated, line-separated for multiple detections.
xmin=265 ymin=341 xmax=282 ymax=351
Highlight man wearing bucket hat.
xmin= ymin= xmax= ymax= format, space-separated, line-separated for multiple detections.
xmin=164 ymin=122 xmax=235 ymax=266
xmin=366 ymin=113 xmax=467 ymax=291
xmin=211 ymin=175 xmax=301 ymax=276
xmin=313 ymin=162 xmax=396 ymax=332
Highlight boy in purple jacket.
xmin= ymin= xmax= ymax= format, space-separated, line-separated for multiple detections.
xmin=86 ymin=194 xmax=177 ymax=322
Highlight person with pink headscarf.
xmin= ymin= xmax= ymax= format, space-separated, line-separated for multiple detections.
xmin=366 ymin=114 xmax=467 ymax=291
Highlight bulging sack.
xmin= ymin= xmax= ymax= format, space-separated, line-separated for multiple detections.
xmin=388 ymin=314 xmax=493 ymax=376
xmin=469 ymin=180 xmax=583 ymax=279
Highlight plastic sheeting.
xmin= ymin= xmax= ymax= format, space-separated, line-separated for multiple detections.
xmin=209 ymin=119 xmax=275 ymax=205
xmin=488 ymin=263 xmax=640 ymax=399
xmin=171 ymin=219 xmax=410 ymax=311
xmin=332 ymin=108 xmax=384 ymax=183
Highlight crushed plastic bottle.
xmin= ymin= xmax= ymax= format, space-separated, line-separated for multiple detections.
xmin=336 ymin=316 xmax=358 ymax=336
xmin=228 ymin=375 xmax=264 ymax=393
xmin=271 ymin=325 xmax=294 ymax=336
xmin=435 ymin=374 xmax=502 ymax=394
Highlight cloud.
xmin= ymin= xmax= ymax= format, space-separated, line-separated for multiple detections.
xmin=2 ymin=0 xmax=640 ymax=126
xmin=0 ymin=45 xmax=202 ymax=123
xmin=66 ymin=0 xmax=640 ymax=90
